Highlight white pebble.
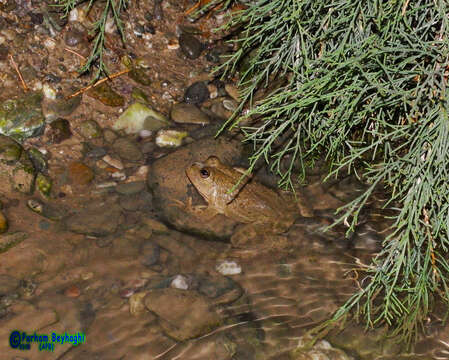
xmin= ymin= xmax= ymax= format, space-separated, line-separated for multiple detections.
xmin=43 ymin=38 xmax=56 ymax=50
xmin=170 ymin=275 xmax=189 ymax=290
xmin=139 ymin=129 xmax=152 ymax=138
xmin=216 ymin=260 xmax=242 ymax=275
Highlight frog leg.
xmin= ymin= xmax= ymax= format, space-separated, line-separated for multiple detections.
xmin=170 ymin=197 xmax=217 ymax=219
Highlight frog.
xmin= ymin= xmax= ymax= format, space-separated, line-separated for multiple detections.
xmin=182 ymin=156 xmax=313 ymax=245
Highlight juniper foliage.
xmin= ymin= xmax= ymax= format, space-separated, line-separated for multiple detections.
xmin=55 ymin=0 xmax=129 ymax=78
xmin=214 ymin=0 xmax=449 ymax=344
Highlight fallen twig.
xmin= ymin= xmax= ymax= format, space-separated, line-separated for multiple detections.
xmin=9 ymin=54 xmax=28 ymax=92
xmin=66 ymin=68 xmax=131 ymax=99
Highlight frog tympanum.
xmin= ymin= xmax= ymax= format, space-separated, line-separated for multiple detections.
xmin=184 ymin=156 xmax=312 ymax=245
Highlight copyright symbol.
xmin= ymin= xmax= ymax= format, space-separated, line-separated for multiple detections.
xmin=9 ymin=331 xmax=21 ymax=348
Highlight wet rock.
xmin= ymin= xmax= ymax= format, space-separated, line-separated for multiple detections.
xmin=0 ymin=210 xmax=7 ymax=233
xmin=216 ymin=260 xmax=242 ymax=275
xmin=148 ymin=137 xmax=245 ymax=240
xmin=179 ymin=33 xmax=204 ymax=60
xmin=0 ymin=135 xmax=22 ymax=163
xmin=27 ymin=148 xmax=47 ymax=173
xmin=47 ymin=118 xmax=72 ymax=144
xmin=171 ymin=102 xmax=210 ymax=125
xmin=64 ymin=203 xmax=123 ymax=236
xmin=225 ymin=83 xmax=240 ymax=102
xmin=78 ymin=119 xmax=103 ymax=139
xmin=112 ymin=137 xmax=143 ymax=162
xmin=68 ymin=161 xmax=94 ymax=185
xmin=87 ymin=83 xmax=125 ymax=107
xmin=103 ymin=128 xmax=119 ymax=143
xmin=144 ymin=288 xmax=223 ymax=341
xmin=11 ymin=154 xmax=36 ymax=194
xmin=0 ymin=92 xmax=45 ymax=139
xmin=113 ymin=102 xmax=170 ymax=134
xmin=43 ymin=94 xmax=82 ymax=119
xmin=26 ymin=199 xmax=65 ymax=220
xmin=290 ymin=336 xmax=354 ymax=360
xmin=115 ymin=181 xmax=146 ymax=195
xmin=86 ymin=146 xmax=107 ymax=159
xmin=35 ymin=173 xmax=52 ymax=197
xmin=64 ymin=284 xmax=81 ymax=298
xmin=155 ymin=129 xmax=188 ymax=148
xmin=184 ymin=81 xmax=210 ymax=105
xmin=153 ymin=0 xmax=163 ymax=20
xmin=0 ymin=232 xmax=27 ymax=253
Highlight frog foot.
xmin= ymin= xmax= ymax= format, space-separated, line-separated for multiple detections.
xmin=170 ymin=197 xmax=208 ymax=215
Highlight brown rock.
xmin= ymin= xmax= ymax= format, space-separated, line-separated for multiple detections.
xmin=0 ymin=210 xmax=7 ymax=234
xmin=144 ymin=288 xmax=222 ymax=341
xmin=68 ymin=161 xmax=94 ymax=185
xmin=64 ymin=284 xmax=81 ymax=298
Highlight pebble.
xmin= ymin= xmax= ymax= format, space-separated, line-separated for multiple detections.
xmin=68 ymin=161 xmax=94 ymax=185
xmin=120 ymin=288 xmax=135 ymax=299
xmin=64 ymin=284 xmax=81 ymax=298
xmin=170 ymin=102 xmax=210 ymax=125
xmin=0 ymin=211 xmax=8 ymax=234
xmin=115 ymin=181 xmax=146 ymax=195
xmin=102 ymin=155 xmax=124 ymax=170
xmin=184 ymin=81 xmax=210 ymax=105
xmin=87 ymin=82 xmax=125 ymax=107
xmin=225 ymin=83 xmax=240 ymax=101
xmin=112 ymin=137 xmax=143 ymax=162
xmin=113 ymin=102 xmax=170 ymax=134
xmin=216 ymin=260 xmax=242 ymax=275
xmin=170 ymin=275 xmax=189 ymax=290
xmin=155 ymin=129 xmax=188 ymax=147
xmin=179 ymin=33 xmax=203 ymax=60
xmin=48 ymin=118 xmax=72 ymax=144
xmin=78 ymin=119 xmax=103 ymax=139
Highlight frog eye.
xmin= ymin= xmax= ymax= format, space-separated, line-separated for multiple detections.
xmin=199 ymin=168 xmax=210 ymax=178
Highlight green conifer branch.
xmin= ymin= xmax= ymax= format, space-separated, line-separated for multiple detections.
xmin=212 ymin=0 xmax=449 ymax=345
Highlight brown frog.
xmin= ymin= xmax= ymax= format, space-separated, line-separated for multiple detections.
xmin=184 ymin=156 xmax=313 ymax=244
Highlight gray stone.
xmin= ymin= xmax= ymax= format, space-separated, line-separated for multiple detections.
xmin=112 ymin=137 xmax=143 ymax=162
xmin=171 ymin=102 xmax=210 ymax=125
xmin=179 ymin=33 xmax=204 ymax=60
xmin=64 ymin=203 xmax=123 ymax=236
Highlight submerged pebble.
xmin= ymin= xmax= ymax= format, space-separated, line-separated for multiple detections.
xmin=179 ymin=33 xmax=203 ymax=60
xmin=184 ymin=81 xmax=210 ymax=105
xmin=216 ymin=260 xmax=242 ymax=275
xmin=155 ymin=129 xmax=188 ymax=147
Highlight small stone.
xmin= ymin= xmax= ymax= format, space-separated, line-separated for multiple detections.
xmin=38 ymin=220 xmax=50 ymax=230
xmin=102 ymin=155 xmax=124 ymax=170
xmin=113 ymin=102 xmax=170 ymax=134
xmin=112 ymin=137 xmax=143 ymax=162
xmin=115 ymin=181 xmax=146 ymax=195
xmin=155 ymin=129 xmax=188 ymax=148
xmin=0 ymin=232 xmax=27 ymax=253
xmin=36 ymin=173 xmax=52 ymax=197
xmin=141 ymin=242 xmax=160 ymax=267
xmin=216 ymin=260 xmax=242 ymax=275
xmin=170 ymin=275 xmax=189 ymax=290
xmin=68 ymin=161 xmax=94 ymax=185
xmin=48 ymin=118 xmax=72 ymax=144
xmin=27 ymin=148 xmax=47 ymax=172
xmin=0 ymin=211 xmax=8 ymax=234
xmin=103 ymin=128 xmax=119 ymax=143
xmin=64 ymin=284 xmax=81 ymax=298
xmin=224 ymin=84 xmax=240 ymax=102
xmin=179 ymin=33 xmax=204 ymax=60
xmin=129 ymin=292 xmax=147 ymax=315
xmin=78 ymin=119 xmax=103 ymax=139
xmin=0 ymin=135 xmax=22 ymax=163
xmin=171 ymin=102 xmax=210 ymax=125
xmin=0 ymin=92 xmax=45 ymax=139
xmin=184 ymin=82 xmax=210 ymax=105
xmin=87 ymin=82 xmax=125 ymax=107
